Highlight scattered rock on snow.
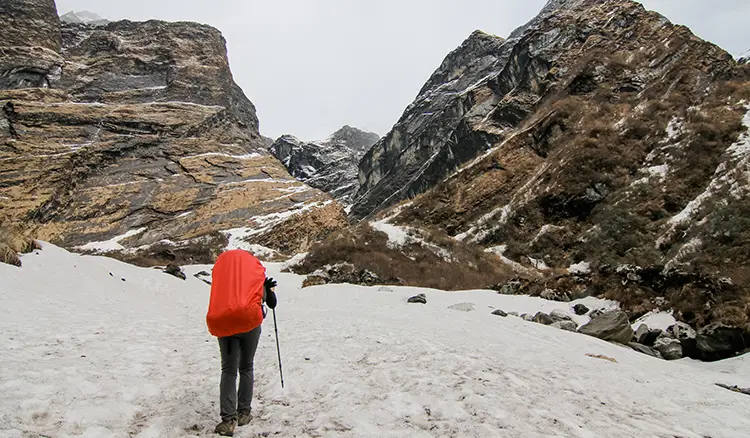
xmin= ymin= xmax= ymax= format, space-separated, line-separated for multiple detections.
xmin=628 ymin=342 xmax=663 ymax=359
xmin=407 ymin=293 xmax=427 ymax=304
xmin=495 ymin=280 xmax=522 ymax=295
xmin=533 ymin=312 xmax=555 ymax=325
xmin=521 ymin=313 xmax=534 ymax=321
xmin=540 ymin=288 xmax=571 ymax=302
xmin=578 ymin=310 xmax=634 ymax=344
xmin=492 ymin=309 xmax=508 ymax=317
xmin=715 ymin=383 xmax=750 ymax=396
xmin=508 ymin=311 xmax=519 ymax=317
xmin=666 ymin=322 xmax=697 ymax=342
xmin=302 ymin=263 xmax=385 ymax=288
xmin=193 ymin=270 xmax=212 ymax=285
xmin=573 ymin=304 xmax=590 ymax=315
xmin=666 ymin=321 xmax=698 ymax=357
xmin=448 ymin=302 xmax=475 ymax=312
xmin=551 ymin=320 xmax=578 ymax=332
xmin=634 ymin=324 xmax=650 ymax=343
xmin=696 ymin=323 xmax=747 ymax=361
xmin=634 ymin=324 xmax=663 ymax=347
xmin=654 ymin=335 xmax=683 ymax=360
xmin=550 ymin=309 xmax=573 ymax=322
xmin=164 ymin=264 xmax=186 ymax=280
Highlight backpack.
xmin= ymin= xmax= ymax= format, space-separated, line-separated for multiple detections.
xmin=206 ymin=250 xmax=266 ymax=337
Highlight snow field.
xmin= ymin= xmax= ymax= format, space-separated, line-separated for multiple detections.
xmin=1 ymin=244 xmax=749 ymax=437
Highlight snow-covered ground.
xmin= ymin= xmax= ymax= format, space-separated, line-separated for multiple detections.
xmin=2 ymin=244 xmax=749 ymax=437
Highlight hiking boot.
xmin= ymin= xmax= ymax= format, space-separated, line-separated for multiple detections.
xmin=237 ymin=410 xmax=253 ymax=426
xmin=214 ymin=419 xmax=236 ymax=436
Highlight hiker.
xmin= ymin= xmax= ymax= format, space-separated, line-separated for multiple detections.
xmin=206 ymin=249 xmax=277 ymax=436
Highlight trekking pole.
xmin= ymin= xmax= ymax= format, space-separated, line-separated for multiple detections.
xmin=272 ymin=307 xmax=285 ymax=388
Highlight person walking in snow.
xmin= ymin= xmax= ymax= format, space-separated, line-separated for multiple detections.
xmin=206 ymin=249 xmax=278 ymax=436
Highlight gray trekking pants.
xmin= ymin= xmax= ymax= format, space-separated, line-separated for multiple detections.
xmin=218 ymin=326 xmax=262 ymax=421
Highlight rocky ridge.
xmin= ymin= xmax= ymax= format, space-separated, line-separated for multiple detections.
xmin=0 ymin=0 xmax=346 ymax=261
xmin=270 ymin=126 xmax=379 ymax=205
xmin=350 ymin=30 xmax=508 ymax=219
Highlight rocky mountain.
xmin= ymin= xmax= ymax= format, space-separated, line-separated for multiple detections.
xmin=302 ymin=0 xmax=750 ymax=359
xmin=0 ymin=0 xmax=346 ymax=262
xmin=60 ymin=10 xmax=110 ymax=25
xmin=350 ymin=30 xmax=508 ymax=219
xmin=271 ymin=126 xmax=379 ymax=205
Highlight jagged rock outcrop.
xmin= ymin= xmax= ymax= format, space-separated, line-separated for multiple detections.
xmin=0 ymin=0 xmax=345 ymax=259
xmin=351 ymin=30 xmax=507 ymax=218
xmin=271 ymin=126 xmax=379 ymax=204
xmin=0 ymin=0 xmax=64 ymax=89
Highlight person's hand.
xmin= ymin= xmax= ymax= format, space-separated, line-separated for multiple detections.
xmin=264 ymin=277 xmax=278 ymax=309
xmin=264 ymin=277 xmax=277 ymax=290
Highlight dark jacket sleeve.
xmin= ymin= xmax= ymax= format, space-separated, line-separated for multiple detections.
xmin=265 ymin=287 xmax=277 ymax=309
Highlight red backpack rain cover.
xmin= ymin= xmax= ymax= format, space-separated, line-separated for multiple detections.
xmin=206 ymin=250 xmax=266 ymax=337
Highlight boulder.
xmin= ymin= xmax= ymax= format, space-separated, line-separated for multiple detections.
xmin=654 ymin=336 xmax=683 ymax=360
xmin=533 ymin=312 xmax=555 ymax=325
xmin=666 ymin=322 xmax=697 ymax=342
xmin=666 ymin=321 xmax=699 ymax=358
xmin=550 ymin=309 xmax=573 ymax=322
xmin=634 ymin=324 xmax=650 ymax=343
xmin=628 ymin=342 xmax=663 ymax=359
xmin=407 ymin=293 xmax=427 ymax=304
xmin=521 ymin=313 xmax=534 ymax=322
xmin=497 ymin=280 xmax=522 ymax=295
xmin=540 ymin=288 xmax=571 ymax=302
xmin=551 ymin=320 xmax=578 ymax=332
xmin=696 ymin=323 xmax=747 ymax=361
xmin=573 ymin=304 xmax=590 ymax=315
xmin=164 ymin=264 xmax=186 ymax=280
xmin=492 ymin=309 xmax=508 ymax=317
xmin=578 ymin=310 xmax=634 ymax=344
xmin=644 ymin=329 xmax=663 ymax=347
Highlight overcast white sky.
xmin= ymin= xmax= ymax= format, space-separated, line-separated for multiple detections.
xmin=55 ymin=0 xmax=750 ymax=141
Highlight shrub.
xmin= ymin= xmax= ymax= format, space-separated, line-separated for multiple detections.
xmin=296 ymin=224 xmax=514 ymax=291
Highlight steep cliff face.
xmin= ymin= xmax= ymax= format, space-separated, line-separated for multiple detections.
xmin=0 ymin=1 xmax=345 ymax=260
xmin=0 ymin=0 xmax=64 ymax=89
xmin=271 ymin=126 xmax=379 ymax=204
xmin=58 ymin=19 xmax=261 ymax=137
xmin=351 ymin=30 xmax=508 ymax=218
